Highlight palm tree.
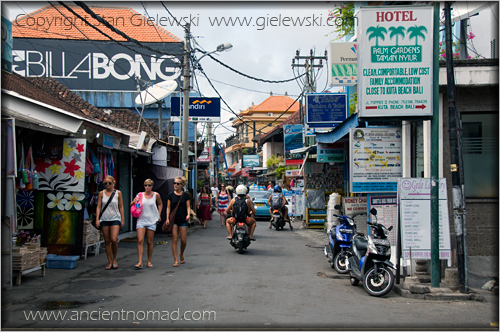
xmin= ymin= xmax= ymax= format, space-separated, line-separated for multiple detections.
xmin=389 ymin=26 xmax=406 ymax=46
xmin=407 ymin=25 xmax=428 ymax=46
xmin=366 ymin=25 xmax=388 ymax=46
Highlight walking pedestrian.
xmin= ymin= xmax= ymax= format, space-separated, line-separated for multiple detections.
xmin=217 ymin=184 xmax=229 ymax=227
xmin=131 ymin=178 xmax=163 ymax=269
xmin=197 ymin=186 xmax=212 ymax=228
xmin=95 ymin=175 xmax=125 ymax=270
xmin=166 ymin=176 xmax=191 ymax=267
xmin=210 ymin=183 xmax=218 ymax=214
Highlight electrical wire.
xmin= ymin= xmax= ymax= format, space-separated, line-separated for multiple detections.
xmin=73 ymin=1 xmax=185 ymax=56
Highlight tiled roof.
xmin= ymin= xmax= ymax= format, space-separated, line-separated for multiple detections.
xmin=12 ymin=4 xmax=181 ymax=42
xmin=246 ymin=95 xmax=301 ymax=114
xmin=1 ymin=71 xmax=168 ymax=139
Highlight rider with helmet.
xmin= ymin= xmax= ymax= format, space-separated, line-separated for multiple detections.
xmin=267 ymin=185 xmax=293 ymax=230
xmin=225 ymin=184 xmax=257 ymax=240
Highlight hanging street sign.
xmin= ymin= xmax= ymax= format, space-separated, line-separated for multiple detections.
xmin=358 ymin=6 xmax=434 ymax=117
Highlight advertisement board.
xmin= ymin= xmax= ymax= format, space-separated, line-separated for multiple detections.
xmin=358 ymin=6 xmax=434 ymax=117
xmin=284 ymin=124 xmax=303 ymax=161
xmin=170 ymin=97 xmax=221 ymax=122
xmin=317 ymin=142 xmax=345 ymax=163
xmin=197 ymin=147 xmax=210 ymax=162
xmin=398 ymin=178 xmax=451 ymax=263
xmin=306 ymin=93 xmax=348 ymax=125
xmin=12 ymin=39 xmax=182 ymax=91
xmin=350 ymin=127 xmax=402 ymax=193
xmin=242 ymin=155 xmax=259 ymax=167
xmin=328 ymin=42 xmax=357 ymax=86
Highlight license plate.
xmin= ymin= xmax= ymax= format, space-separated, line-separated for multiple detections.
xmin=340 ymin=229 xmax=354 ymax=234
xmin=255 ymin=203 xmax=265 ymax=207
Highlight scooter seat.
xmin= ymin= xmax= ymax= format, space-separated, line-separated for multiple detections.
xmin=353 ymin=237 xmax=368 ymax=257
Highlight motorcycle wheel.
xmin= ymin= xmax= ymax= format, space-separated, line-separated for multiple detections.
xmin=363 ymin=266 xmax=395 ymax=297
xmin=333 ymin=251 xmax=349 ymax=274
xmin=238 ymin=241 xmax=244 ymax=254
xmin=349 ymin=272 xmax=360 ymax=286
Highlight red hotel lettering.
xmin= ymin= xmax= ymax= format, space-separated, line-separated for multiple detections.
xmin=376 ymin=11 xmax=417 ymax=22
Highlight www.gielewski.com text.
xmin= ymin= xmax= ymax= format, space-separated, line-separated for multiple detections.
xmin=23 ymin=308 xmax=216 ymax=321
xmin=15 ymin=13 xmax=337 ymax=31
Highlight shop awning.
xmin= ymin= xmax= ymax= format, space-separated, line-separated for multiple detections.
xmin=315 ymin=113 xmax=359 ymax=144
xmin=230 ymin=170 xmax=242 ymax=178
xmin=290 ymin=146 xmax=315 ymax=154
xmin=227 ymin=162 xmax=238 ymax=172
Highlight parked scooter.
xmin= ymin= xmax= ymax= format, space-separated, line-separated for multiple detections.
xmin=271 ymin=209 xmax=286 ymax=231
xmin=346 ymin=208 xmax=395 ymax=297
xmin=324 ymin=204 xmax=355 ymax=274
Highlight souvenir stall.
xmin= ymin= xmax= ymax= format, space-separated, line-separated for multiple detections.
xmin=304 ymin=148 xmax=346 ymax=229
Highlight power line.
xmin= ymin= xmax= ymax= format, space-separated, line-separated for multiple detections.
xmin=73 ymin=1 xmax=185 ymax=56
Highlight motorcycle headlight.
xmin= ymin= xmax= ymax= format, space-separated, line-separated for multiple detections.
xmin=367 ymin=236 xmax=377 ymax=254
xmin=336 ymin=232 xmax=343 ymax=241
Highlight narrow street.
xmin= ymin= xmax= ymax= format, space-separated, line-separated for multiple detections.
xmin=2 ymin=215 xmax=498 ymax=330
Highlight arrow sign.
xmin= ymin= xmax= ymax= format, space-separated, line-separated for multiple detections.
xmin=366 ymin=106 xmax=377 ymax=110
xmin=416 ymin=104 xmax=427 ymax=109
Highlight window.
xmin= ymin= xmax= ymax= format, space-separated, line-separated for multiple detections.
xmin=462 ymin=113 xmax=499 ymax=198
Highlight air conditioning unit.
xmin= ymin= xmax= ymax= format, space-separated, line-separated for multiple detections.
xmin=168 ymin=136 xmax=180 ymax=146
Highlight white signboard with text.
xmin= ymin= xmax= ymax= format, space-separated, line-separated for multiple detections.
xmin=358 ymin=6 xmax=434 ymax=117
xmin=398 ymin=178 xmax=451 ymax=264
xmin=350 ymin=127 xmax=402 ymax=193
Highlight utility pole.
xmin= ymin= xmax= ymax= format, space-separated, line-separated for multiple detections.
xmin=292 ymin=49 xmax=327 ymax=146
xmin=208 ymin=122 xmax=213 ymax=186
xmin=181 ymin=23 xmax=191 ymax=180
xmin=445 ymin=2 xmax=469 ymax=293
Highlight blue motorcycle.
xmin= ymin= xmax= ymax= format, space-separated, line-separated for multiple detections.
xmin=324 ymin=205 xmax=355 ymax=274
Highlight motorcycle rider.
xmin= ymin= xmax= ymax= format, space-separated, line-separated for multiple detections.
xmin=225 ymin=185 xmax=257 ymax=240
xmin=267 ymin=185 xmax=293 ymax=230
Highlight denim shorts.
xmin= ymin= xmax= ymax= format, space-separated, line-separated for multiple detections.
xmin=136 ymin=221 xmax=157 ymax=231
xmin=174 ymin=222 xmax=189 ymax=228
xmin=100 ymin=220 xmax=121 ymax=227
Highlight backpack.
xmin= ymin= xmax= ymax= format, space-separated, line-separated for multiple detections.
xmin=232 ymin=196 xmax=248 ymax=221
xmin=271 ymin=193 xmax=283 ymax=210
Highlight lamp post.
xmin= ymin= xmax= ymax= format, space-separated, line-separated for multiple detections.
xmin=180 ymin=22 xmax=232 ymax=184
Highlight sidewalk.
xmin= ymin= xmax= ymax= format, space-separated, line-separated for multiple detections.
xmin=293 ymin=220 xmax=499 ymax=303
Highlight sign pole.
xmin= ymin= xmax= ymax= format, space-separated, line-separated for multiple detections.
xmin=430 ymin=2 xmax=440 ymax=287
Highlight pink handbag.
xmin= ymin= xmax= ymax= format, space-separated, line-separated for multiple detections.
xmin=130 ymin=193 xmax=143 ymax=218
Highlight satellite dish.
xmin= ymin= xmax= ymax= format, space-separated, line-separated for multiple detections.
xmin=135 ymin=80 xmax=178 ymax=106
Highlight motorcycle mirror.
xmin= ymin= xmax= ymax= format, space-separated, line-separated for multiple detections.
xmin=388 ymin=225 xmax=393 ymax=231
xmin=334 ymin=204 xmax=341 ymax=210
xmin=370 ymin=208 xmax=377 ymax=216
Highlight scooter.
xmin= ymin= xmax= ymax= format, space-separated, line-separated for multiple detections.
xmin=324 ymin=205 xmax=355 ymax=274
xmin=229 ymin=215 xmax=251 ymax=254
xmin=346 ymin=208 xmax=395 ymax=297
xmin=271 ymin=208 xmax=286 ymax=231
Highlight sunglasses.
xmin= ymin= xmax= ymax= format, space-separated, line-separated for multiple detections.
xmin=174 ymin=182 xmax=181 ymax=185
xmin=144 ymin=184 xmax=152 ymax=187
xmin=104 ymin=182 xmax=112 ymax=185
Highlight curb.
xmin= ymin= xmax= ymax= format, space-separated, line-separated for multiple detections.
xmin=393 ymin=284 xmax=487 ymax=302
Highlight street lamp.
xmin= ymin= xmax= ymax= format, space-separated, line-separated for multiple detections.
xmin=181 ymin=22 xmax=232 ymax=182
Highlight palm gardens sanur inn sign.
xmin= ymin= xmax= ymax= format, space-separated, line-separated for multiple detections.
xmin=358 ymin=6 xmax=434 ymax=117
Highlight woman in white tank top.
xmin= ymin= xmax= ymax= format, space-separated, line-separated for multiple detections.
xmin=96 ymin=175 xmax=125 ymax=270
xmin=130 ymin=178 xmax=163 ymax=269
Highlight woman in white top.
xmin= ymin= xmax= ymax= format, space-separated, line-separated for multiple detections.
xmin=131 ymin=178 xmax=163 ymax=269
xmin=95 ymin=175 xmax=125 ymax=270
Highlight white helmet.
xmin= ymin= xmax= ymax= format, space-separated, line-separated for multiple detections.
xmin=236 ymin=184 xmax=247 ymax=196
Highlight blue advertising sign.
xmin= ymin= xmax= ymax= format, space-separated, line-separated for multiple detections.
xmin=284 ymin=124 xmax=303 ymax=160
xmin=243 ymin=155 xmax=259 ymax=167
xmin=306 ymin=93 xmax=348 ymax=126
xmin=170 ymin=97 xmax=221 ymax=122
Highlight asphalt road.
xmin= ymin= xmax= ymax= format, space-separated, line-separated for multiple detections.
xmin=2 ymin=215 xmax=498 ymax=330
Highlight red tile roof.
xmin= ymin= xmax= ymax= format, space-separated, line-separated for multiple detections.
xmin=1 ymin=71 xmax=169 ymax=138
xmin=12 ymin=4 xmax=181 ymax=42
xmin=242 ymin=95 xmax=300 ymax=116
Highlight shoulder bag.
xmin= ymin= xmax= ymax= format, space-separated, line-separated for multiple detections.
xmin=91 ymin=190 xmax=116 ymax=230
xmin=162 ymin=192 xmax=184 ymax=233
xmin=130 ymin=192 xmax=144 ymax=218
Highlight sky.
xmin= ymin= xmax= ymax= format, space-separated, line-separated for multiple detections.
xmin=3 ymin=1 xmax=498 ymax=142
